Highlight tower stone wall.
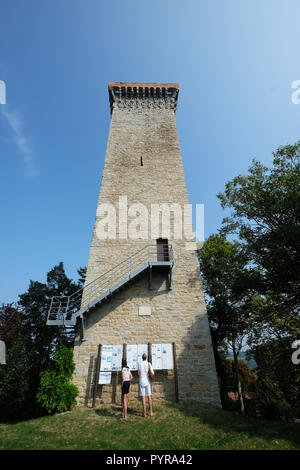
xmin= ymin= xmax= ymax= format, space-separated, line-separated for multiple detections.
xmin=72 ymin=82 xmax=221 ymax=407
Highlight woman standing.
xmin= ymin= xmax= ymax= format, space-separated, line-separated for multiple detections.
xmin=121 ymin=359 xmax=133 ymax=420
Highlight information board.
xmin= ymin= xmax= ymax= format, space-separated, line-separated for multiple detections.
xmin=93 ymin=342 xmax=177 ymax=406
xmin=126 ymin=344 xmax=148 ymax=370
xmin=161 ymin=343 xmax=173 ymax=369
xmin=152 ymin=343 xmax=162 ymax=369
xmin=100 ymin=345 xmax=113 ymax=371
xmin=98 ymin=371 xmax=111 ymax=384
xmin=111 ymin=345 xmax=123 ymax=371
xmin=152 ymin=343 xmax=173 ymax=370
xmin=98 ymin=343 xmax=173 ymax=382
xmin=98 ymin=344 xmax=122 ymax=384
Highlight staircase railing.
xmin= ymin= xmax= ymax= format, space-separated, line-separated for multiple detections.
xmin=47 ymin=243 xmax=173 ymax=325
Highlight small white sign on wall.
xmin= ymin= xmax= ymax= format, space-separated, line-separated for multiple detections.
xmin=138 ymin=306 xmax=151 ymax=316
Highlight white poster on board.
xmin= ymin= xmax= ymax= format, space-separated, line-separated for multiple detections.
xmin=111 ymin=345 xmax=123 ymax=371
xmin=100 ymin=345 xmax=113 ymax=371
xmin=162 ymin=343 xmax=173 ymax=370
xmin=127 ymin=344 xmax=138 ymax=370
xmin=152 ymin=343 xmax=173 ymax=370
xmin=137 ymin=344 xmax=148 ymax=365
xmin=99 ymin=372 xmax=111 ymax=384
xmin=152 ymin=344 xmax=162 ymax=370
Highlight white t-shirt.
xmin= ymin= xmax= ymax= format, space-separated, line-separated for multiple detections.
xmin=122 ymin=367 xmax=131 ymax=381
xmin=138 ymin=360 xmax=154 ymax=387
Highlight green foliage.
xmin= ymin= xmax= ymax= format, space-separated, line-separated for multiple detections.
xmin=17 ymin=262 xmax=84 ymax=417
xmin=220 ymin=356 xmax=258 ymax=393
xmin=0 ymin=263 xmax=84 ymax=421
xmin=37 ymin=346 xmax=78 ymax=414
xmin=201 ymin=141 xmax=300 ymax=419
xmin=198 ymin=234 xmax=259 ymax=344
xmin=19 ymin=262 xmax=83 ymax=361
xmin=252 ymin=337 xmax=300 ymax=420
xmin=217 ymin=142 xmax=300 ymax=338
xmin=0 ymin=340 xmax=31 ymax=421
xmin=36 ymin=371 xmax=78 ymax=414
xmin=53 ymin=344 xmax=77 ymax=378
xmin=0 ymin=305 xmax=31 ymax=421
xmin=256 ymin=397 xmax=292 ymax=421
xmin=198 ymin=234 xmax=259 ymax=410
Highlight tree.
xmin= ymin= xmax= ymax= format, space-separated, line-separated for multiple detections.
xmin=77 ymin=267 xmax=87 ymax=288
xmin=198 ymin=234 xmax=259 ymax=413
xmin=252 ymin=337 xmax=300 ymax=421
xmin=18 ymin=264 xmax=76 ymax=416
xmin=19 ymin=262 xmax=83 ymax=357
xmin=220 ymin=355 xmax=258 ymax=394
xmin=37 ymin=345 xmax=78 ymax=414
xmin=0 ymin=304 xmax=31 ymax=420
xmin=16 ymin=262 xmax=84 ymax=418
xmin=217 ymin=142 xmax=300 ymax=339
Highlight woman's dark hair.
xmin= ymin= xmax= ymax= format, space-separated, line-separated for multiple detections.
xmin=122 ymin=359 xmax=129 ymax=368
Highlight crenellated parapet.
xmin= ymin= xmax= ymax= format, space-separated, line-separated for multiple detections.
xmin=108 ymin=82 xmax=179 ymax=114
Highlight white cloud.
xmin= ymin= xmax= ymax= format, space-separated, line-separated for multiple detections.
xmin=1 ymin=107 xmax=38 ymax=177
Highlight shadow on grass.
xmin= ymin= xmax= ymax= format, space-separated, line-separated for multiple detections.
xmin=94 ymin=405 xmax=141 ymax=419
xmin=164 ymin=400 xmax=300 ymax=448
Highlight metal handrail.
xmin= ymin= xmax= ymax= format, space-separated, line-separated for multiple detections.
xmin=47 ymin=244 xmax=173 ymax=324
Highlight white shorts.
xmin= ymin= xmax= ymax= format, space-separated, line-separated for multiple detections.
xmin=139 ymin=383 xmax=151 ymax=397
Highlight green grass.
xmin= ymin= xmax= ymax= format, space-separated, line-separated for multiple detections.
xmin=0 ymin=401 xmax=299 ymax=450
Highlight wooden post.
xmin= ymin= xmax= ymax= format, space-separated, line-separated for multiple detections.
xmin=121 ymin=344 xmax=127 ymax=406
xmin=116 ymin=371 xmax=119 ymax=404
xmin=172 ymin=342 xmax=179 ymax=403
xmin=112 ymin=371 xmax=117 ymax=404
xmin=92 ymin=344 xmax=102 ymax=408
xmin=148 ymin=342 xmax=152 ymax=363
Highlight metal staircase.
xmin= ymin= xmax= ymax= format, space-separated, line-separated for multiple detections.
xmin=46 ymin=244 xmax=173 ymax=339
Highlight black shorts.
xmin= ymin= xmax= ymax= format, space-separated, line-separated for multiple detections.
xmin=122 ymin=381 xmax=130 ymax=396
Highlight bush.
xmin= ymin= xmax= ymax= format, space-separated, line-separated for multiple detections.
xmin=0 ymin=341 xmax=31 ymax=421
xmin=225 ymin=395 xmax=258 ymax=417
xmin=219 ymin=356 xmax=258 ymax=393
xmin=252 ymin=337 xmax=300 ymax=421
xmin=256 ymin=396 xmax=293 ymax=421
xmin=0 ymin=305 xmax=33 ymax=421
xmin=37 ymin=346 xmax=78 ymax=414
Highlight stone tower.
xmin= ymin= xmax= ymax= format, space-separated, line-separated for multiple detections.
xmin=72 ymin=82 xmax=221 ymax=407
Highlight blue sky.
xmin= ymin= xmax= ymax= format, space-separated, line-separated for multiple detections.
xmin=1 ymin=0 xmax=300 ymax=303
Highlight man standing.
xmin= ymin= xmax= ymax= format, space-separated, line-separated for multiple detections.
xmin=138 ymin=353 xmax=154 ymax=417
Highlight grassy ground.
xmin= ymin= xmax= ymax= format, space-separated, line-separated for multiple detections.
xmin=0 ymin=401 xmax=299 ymax=450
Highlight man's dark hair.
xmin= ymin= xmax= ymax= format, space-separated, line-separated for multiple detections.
xmin=142 ymin=353 xmax=147 ymax=361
